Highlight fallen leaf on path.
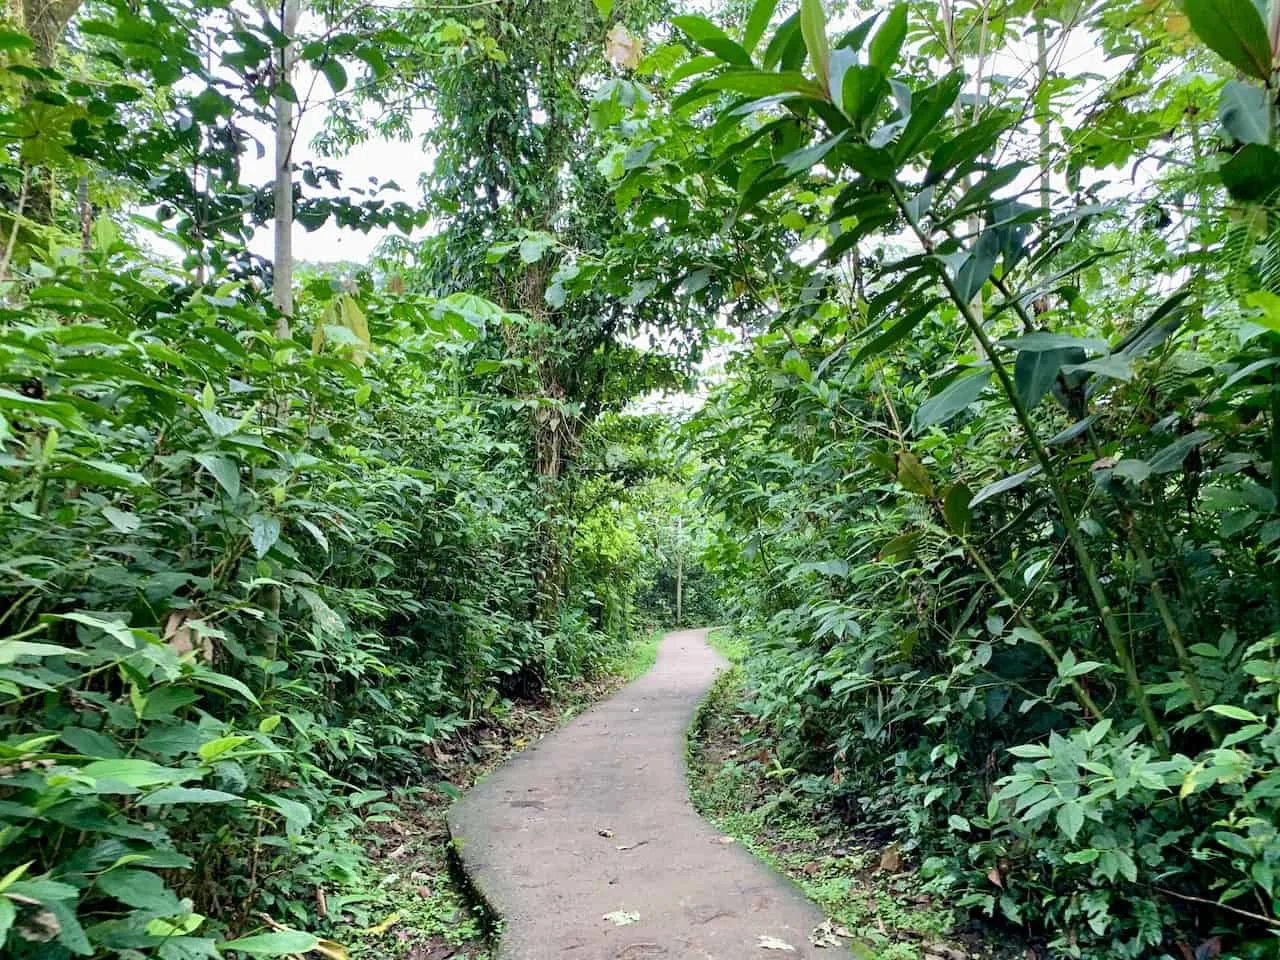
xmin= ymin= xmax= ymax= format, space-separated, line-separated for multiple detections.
xmin=313 ymin=940 xmax=349 ymax=960
xmin=360 ymin=912 xmax=400 ymax=936
xmin=602 ymin=911 xmax=640 ymax=926
xmin=809 ymin=921 xmax=853 ymax=948
xmin=878 ymin=844 xmax=901 ymax=872
xmin=598 ymin=828 xmax=615 ymax=838
xmin=715 ymin=836 xmax=735 ymax=845
xmin=757 ymin=935 xmax=796 ymax=951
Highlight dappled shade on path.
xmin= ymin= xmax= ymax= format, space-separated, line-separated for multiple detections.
xmin=447 ymin=629 xmax=829 ymax=959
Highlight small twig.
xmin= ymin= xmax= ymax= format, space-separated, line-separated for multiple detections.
xmin=1152 ymin=886 xmax=1277 ymax=927
xmin=0 ymin=167 xmax=31 ymax=283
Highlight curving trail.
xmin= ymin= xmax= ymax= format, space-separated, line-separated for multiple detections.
xmin=447 ymin=628 xmax=829 ymax=960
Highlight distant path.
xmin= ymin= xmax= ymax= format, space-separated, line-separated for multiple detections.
xmin=447 ymin=628 xmax=828 ymax=959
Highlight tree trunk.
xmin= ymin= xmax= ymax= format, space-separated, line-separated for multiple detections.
xmin=15 ymin=0 xmax=83 ymax=226
xmin=270 ymin=0 xmax=301 ymax=335
xmin=675 ymin=514 xmax=683 ymax=626
xmin=259 ymin=0 xmax=301 ymax=661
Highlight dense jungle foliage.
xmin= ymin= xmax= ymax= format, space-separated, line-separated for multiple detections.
xmin=0 ymin=0 xmax=712 ymax=955
xmin=2 ymin=0 xmax=1280 ymax=956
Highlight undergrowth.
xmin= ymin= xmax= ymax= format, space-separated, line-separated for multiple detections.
xmin=689 ymin=667 xmax=1022 ymax=960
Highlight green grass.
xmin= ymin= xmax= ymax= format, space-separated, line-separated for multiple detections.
xmin=706 ymin=624 xmax=747 ymax=663
xmin=612 ymin=627 xmax=663 ymax=681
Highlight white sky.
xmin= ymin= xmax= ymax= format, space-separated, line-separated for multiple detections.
xmin=240 ymin=85 xmax=430 ymax=264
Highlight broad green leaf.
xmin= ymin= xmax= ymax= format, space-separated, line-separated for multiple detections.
xmin=142 ymin=787 xmax=242 ymax=805
xmin=266 ymin=795 xmax=313 ymax=836
xmin=250 ymin=514 xmax=281 ymax=557
xmin=197 ymin=735 xmax=252 ymax=762
xmin=1007 ymin=743 xmax=1052 ymax=758
xmin=146 ymin=914 xmax=205 ymax=937
xmin=80 ymin=758 xmax=197 ymax=789
xmin=970 ymin=465 xmax=1042 ymax=507
xmin=1207 ymin=704 xmax=1263 ymax=722
xmin=778 ymin=131 xmax=846 ymax=175
xmin=914 ymin=369 xmax=991 ymax=432
xmin=839 ymin=64 xmax=887 ymax=124
xmin=189 ymin=666 xmax=260 ymax=706
xmin=1219 ymin=80 xmax=1272 ymax=145
xmin=1000 ymin=332 xmax=1109 ymax=353
xmin=867 ymin=4 xmax=907 ymax=72
xmin=1183 ymin=0 xmax=1272 ymax=80
xmin=853 ymin=298 xmax=941 ymax=363
xmin=896 ymin=450 xmax=934 ymax=497
xmin=672 ymin=15 xmax=754 ymax=66
xmin=896 ymin=72 xmax=963 ymax=161
xmin=591 ymin=0 xmax=614 ymax=17
xmin=1244 ymin=290 xmax=1280 ymax=332
xmin=1056 ymin=800 xmax=1084 ymax=840
xmin=702 ymin=69 xmax=820 ymax=98
xmin=1014 ymin=347 xmax=1071 ymax=409
xmin=879 ymin=530 xmax=921 ymax=560
xmin=942 ymin=484 xmax=972 ymax=535
xmin=0 ymin=897 xmax=14 ymax=946
xmin=195 ymin=453 xmax=241 ymax=499
xmin=220 ymin=931 xmax=320 ymax=956
xmin=1062 ymin=355 xmax=1133 ymax=382
xmin=799 ymin=0 xmax=830 ymax=86
xmin=744 ymin=0 xmax=781 ymax=52
xmin=60 ymin=612 xmax=139 ymax=649
xmin=1220 ymin=143 xmax=1280 ymax=203
xmin=0 ymin=640 xmax=73 ymax=663
xmin=320 ymin=59 xmax=347 ymax=94
xmin=1147 ymin=431 xmax=1212 ymax=473
xmin=102 ymin=505 xmax=141 ymax=533
xmin=763 ymin=12 xmax=806 ymax=71
xmin=97 ymin=869 xmax=184 ymax=912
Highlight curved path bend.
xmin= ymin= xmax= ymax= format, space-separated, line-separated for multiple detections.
xmin=447 ymin=628 xmax=829 ymax=960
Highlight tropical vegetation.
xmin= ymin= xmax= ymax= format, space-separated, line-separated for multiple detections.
xmin=1 ymin=0 xmax=1278 ymax=956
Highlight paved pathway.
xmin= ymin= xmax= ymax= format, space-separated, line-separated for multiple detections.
xmin=447 ymin=628 xmax=829 ymax=960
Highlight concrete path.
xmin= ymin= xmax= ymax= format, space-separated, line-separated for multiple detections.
xmin=447 ymin=628 xmax=829 ymax=960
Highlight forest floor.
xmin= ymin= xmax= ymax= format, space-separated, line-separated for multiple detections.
xmin=317 ymin=630 xmax=664 ymax=960
xmin=690 ymin=630 xmax=1028 ymax=960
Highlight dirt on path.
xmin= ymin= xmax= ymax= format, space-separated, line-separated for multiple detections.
xmin=447 ymin=628 xmax=830 ymax=960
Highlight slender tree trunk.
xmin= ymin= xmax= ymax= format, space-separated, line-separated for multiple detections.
xmin=16 ymin=0 xmax=83 ymax=226
xmin=675 ymin=514 xmax=683 ymax=626
xmin=270 ymin=0 xmax=301 ymax=335
xmin=78 ymin=176 xmax=91 ymax=251
xmin=1037 ymin=13 xmax=1052 ymax=223
xmin=259 ymin=0 xmax=301 ymax=661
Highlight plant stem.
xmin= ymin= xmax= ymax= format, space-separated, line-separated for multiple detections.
xmin=1127 ymin=525 xmax=1221 ymax=742
xmin=951 ymin=526 xmax=1104 ymax=721
xmin=890 ymin=181 xmax=1167 ymax=752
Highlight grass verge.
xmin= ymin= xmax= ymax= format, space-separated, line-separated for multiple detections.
xmin=705 ymin=624 xmax=746 ymax=663
xmin=612 ymin=626 xmax=663 ymax=681
xmin=689 ymin=668 xmax=1007 ymax=960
